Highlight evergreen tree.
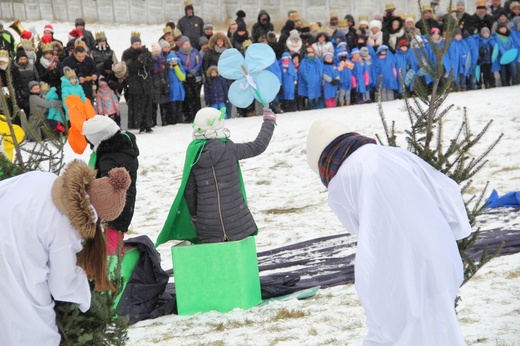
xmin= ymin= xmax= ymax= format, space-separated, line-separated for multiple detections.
xmin=56 ymin=256 xmax=130 ymax=346
xmin=376 ymin=0 xmax=504 ymax=287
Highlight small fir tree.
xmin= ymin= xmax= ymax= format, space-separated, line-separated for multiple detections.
xmin=56 ymin=255 xmax=130 ymax=346
xmin=376 ymin=0 xmax=504 ymax=287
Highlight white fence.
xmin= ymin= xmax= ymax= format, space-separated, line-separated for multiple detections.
xmin=0 ymin=0 xmax=480 ymax=26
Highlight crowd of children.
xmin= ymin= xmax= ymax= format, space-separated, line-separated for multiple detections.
xmin=1 ymin=0 xmax=519 ymax=133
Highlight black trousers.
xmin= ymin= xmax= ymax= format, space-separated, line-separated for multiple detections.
xmin=128 ymin=93 xmax=153 ymax=130
xmin=182 ymin=76 xmax=202 ymax=123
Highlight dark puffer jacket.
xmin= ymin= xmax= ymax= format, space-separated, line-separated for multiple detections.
xmin=95 ymin=131 xmax=139 ymax=232
xmin=185 ymin=120 xmax=275 ymax=243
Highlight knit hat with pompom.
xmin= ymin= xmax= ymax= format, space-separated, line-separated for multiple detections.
xmin=87 ymin=167 xmax=131 ymax=222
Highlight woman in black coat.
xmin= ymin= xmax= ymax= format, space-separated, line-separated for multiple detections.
xmin=82 ymin=115 xmax=139 ymax=254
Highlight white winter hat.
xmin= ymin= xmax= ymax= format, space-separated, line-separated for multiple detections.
xmin=192 ymin=107 xmax=230 ymax=140
xmin=306 ymin=119 xmax=350 ymax=174
xmin=288 ymin=29 xmax=300 ymax=41
xmin=82 ymin=115 xmax=120 ymax=150
xmin=369 ymin=19 xmax=382 ymax=30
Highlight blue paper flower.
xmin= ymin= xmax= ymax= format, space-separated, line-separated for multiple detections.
xmin=217 ymin=43 xmax=280 ymax=108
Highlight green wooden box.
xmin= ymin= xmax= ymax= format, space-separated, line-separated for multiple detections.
xmin=171 ymin=236 xmax=261 ymax=315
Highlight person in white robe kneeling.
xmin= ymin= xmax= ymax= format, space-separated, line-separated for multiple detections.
xmin=306 ymin=119 xmax=471 ymax=346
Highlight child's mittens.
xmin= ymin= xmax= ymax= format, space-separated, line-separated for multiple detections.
xmin=263 ymin=108 xmax=277 ymax=124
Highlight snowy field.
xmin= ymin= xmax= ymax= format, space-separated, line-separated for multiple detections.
xmin=16 ymin=20 xmax=520 ymax=345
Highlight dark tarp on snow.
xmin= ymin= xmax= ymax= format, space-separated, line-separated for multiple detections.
xmin=118 ymin=208 xmax=520 ymax=323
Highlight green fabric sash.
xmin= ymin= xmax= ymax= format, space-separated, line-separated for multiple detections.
xmin=155 ymin=139 xmax=252 ymax=247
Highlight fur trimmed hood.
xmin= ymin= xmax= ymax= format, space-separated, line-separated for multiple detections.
xmin=51 ymin=160 xmax=98 ymax=239
xmin=209 ymin=32 xmax=232 ymax=50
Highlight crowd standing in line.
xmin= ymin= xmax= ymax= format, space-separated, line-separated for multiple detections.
xmin=1 ymin=0 xmax=519 ymax=134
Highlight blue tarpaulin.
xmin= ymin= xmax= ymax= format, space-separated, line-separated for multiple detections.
xmin=486 ymin=189 xmax=520 ymax=208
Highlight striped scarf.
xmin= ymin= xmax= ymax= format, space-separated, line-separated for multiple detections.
xmin=318 ymin=132 xmax=376 ymax=187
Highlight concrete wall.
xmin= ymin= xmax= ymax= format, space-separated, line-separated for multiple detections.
xmin=0 ymin=0 xmax=479 ymax=25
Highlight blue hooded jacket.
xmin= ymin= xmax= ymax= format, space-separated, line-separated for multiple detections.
xmin=45 ymin=87 xmax=62 ymax=122
xmin=278 ymin=52 xmax=297 ymax=100
xmin=394 ymin=49 xmax=411 ymax=93
xmin=444 ymin=38 xmax=471 ymax=76
xmin=492 ymin=32 xmax=516 ymax=66
xmin=298 ymin=54 xmax=324 ymax=100
xmin=478 ymin=34 xmax=497 ymax=70
xmin=167 ymin=52 xmax=186 ymax=101
xmin=322 ymin=53 xmax=340 ymax=99
xmin=372 ymin=45 xmax=398 ymax=90
xmin=337 ymin=53 xmax=353 ymax=90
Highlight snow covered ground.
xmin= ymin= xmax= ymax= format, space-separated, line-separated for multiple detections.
xmin=18 ymin=20 xmax=520 ymax=345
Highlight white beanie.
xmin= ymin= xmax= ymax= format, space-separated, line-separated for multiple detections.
xmin=288 ymin=29 xmax=300 ymax=41
xmin=192 ymin=107 xmax=230 ymax=140
xmin=369 ymin=19 xmax=382 ymax=31
xmin=306 ymin=119 xmax=350 ymax=174
xmin=82 ymin=115 xmax=120 ymax=150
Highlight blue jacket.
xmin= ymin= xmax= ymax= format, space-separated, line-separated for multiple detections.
xmin=61 ymin=76 xmax=86 ymax=120
xmin=298 ymin=55 xmax=324 ymax=100
xmin=478 ymin=35 xmax=496 ymax=66
xmin=394 ymin=50 xmax=410 ymax=93
xmin=351 ymin=60 xmax=369 ymax=93
xmin=322 ymin=62 xmax=340 ymax=99
xmin=493 ymin=32 xmax=516 ymax=65
xmin=412 ymin=39 xmax=436 ymax=84
xmin=176 ymin=48 xmax=203 ymax=78
xmin=278 ymin=53 xmax=297 ymax=100
xmin=465 ymin=34 xmax=480 ymax=72
xmin=338 ymin=62 xmax=353 ymax=91
xmin=167 ymin=53 xmax=186 ymax=102
xmin=267 ymin=61 xmax=282 ymax=84
xmin=372 ymin=46 xmax=398 ymax=90
xmin=445 ymin=38 xmax=471 ymax=76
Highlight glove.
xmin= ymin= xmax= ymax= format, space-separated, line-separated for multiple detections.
xmin=190 ymin=69 xmax=197 ymax=76
xmin=330 ymin=79 xmax=339 ymax=86
xmin=263 ymin=108 xmax=277 ymax=123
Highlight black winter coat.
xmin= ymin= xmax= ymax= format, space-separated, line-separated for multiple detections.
xmin=0 ymin=63 xmax=25 ymax=109
xmin=91 ymin=45 xmax=117 ymax=72
xmin=203 ymin=75 xmax=228 ymax=106
xmin=121 ymin=47 xmax=154 ymax=95
xmin=36 ymin=60 xmax=62 ymax=94
xmin=468 ymin=14 xmax=494 ymax=33
xmin=251 ymin=10 xmax=274 ymax=43
xmin=185 ymin=120 xmax=275 ymax=243
xmin=95 ymin=131 xmax=139 ymax=232
xmin=177 ymin=14 xmax=205 ymax=50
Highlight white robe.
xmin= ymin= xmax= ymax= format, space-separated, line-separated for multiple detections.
xmin=0 ymin=172 xmax=91 ymax=346
xmin=328 ymin=144 xmax=471 ymax=346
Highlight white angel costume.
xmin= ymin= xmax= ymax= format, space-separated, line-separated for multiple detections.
xmin=0 ymin=172 xmax=91 ymax=346
xmin=328 ymin=144 xmax=471 ymax=345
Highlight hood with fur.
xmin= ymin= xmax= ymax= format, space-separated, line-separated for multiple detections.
xmin=209 ymin=32 xmax=232 ymax=50
xmin=51 ymin=160 xmax=97 ymax=239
